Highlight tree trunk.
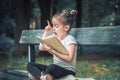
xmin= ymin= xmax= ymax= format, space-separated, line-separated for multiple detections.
xmin=87 ymin=0 xmax=92 ymax=27
xmin=75 ymin=0 xmax=82 ymax=28
xmin=13 ymin=0 xmax=30 ymax=56
xmin=37 ymin=0 xmax=52 ymax=29
xmin=51 ymin=0 xmax=57 ymax=16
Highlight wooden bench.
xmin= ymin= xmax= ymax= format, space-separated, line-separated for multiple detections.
xmin=19 ymin=26 xmax=120 ymax=80
xmin=19 ymin=26 xmax=120 ymax=62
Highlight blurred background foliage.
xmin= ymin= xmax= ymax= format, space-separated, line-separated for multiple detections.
xmin=0 ymin=0 xmax=120 ymax=54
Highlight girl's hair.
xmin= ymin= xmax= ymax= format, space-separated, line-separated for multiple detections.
xmin=53 ymin=10 xmax=77 ymax=27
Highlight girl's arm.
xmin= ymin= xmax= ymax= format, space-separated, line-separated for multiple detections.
xmin=39 ymin=20 xmax=52 ymax=51
xmin=44 ymin=43 xmax=76 ymax=63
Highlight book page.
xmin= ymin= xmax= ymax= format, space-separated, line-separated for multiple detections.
xmin=36 ymin=36 xmax=68 ymax=54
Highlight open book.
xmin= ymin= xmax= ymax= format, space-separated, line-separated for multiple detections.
xmin=36 ymin=36 xmax=68 ymax=54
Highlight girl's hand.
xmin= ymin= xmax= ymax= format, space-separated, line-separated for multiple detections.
xmin=44 ymin=44 xmax=53 ymax=53
xmin=42 ymin=20 xmax=52 ymax=39
xmin=45 ymin=20 xmax=52 ymax=33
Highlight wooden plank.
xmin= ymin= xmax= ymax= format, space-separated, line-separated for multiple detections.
xmin=0 ymin=70 xmax=28 ymax=80
xmin=69 ymin=26 xmax=120 ymax=45
xmin=19 ymin=29 xmax=44 ymax=45
xmin=19 ymin=26 xmax=120 ymax=45
xmin=77 ymin=45 xmax=120 ymax=55
xmin=57 ymin=74 xmax=95 ymax=80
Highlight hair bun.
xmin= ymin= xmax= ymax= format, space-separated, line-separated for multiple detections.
xmin=70 ymin=10 xmax=77 ymax=15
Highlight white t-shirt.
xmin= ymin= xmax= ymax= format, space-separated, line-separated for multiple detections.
xmin=53 ymin=34 xmax=77 ymax=72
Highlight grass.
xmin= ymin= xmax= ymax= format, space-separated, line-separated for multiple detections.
xmin=0 ymin=53 xmax=120 ymax=80
xmin=76 ymin=59 xmax=120 ymax=79
xmin=76 ymin=54 xmax=120 ymax=79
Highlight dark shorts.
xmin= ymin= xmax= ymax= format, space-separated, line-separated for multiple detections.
xmin=27 ymin=62 xmax=75 ymax=79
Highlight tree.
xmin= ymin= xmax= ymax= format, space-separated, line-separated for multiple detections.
xmin=75 ymin=0 xmax=82 ymax=27
xmin=37 ymin=0 xmax=52 ymax=29
xmin=13 ymin=0 xmax=30 ymax=56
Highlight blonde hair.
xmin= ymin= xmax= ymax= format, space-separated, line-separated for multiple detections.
xmin=53 ymin=10 xmax=77 ymax=27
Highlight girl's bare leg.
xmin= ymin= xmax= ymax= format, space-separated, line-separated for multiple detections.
xmin=40 ymin=74 xmax=53 ymax=80
xmin=46 ymin=74 xmax=53 ymax=80
xmin=28 ymin=73 xmax=38 ymax=80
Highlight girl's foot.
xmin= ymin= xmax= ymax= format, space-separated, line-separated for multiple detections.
xmin=28 ymin=73 xmax=38 ymax=80
xmin=40 ymin=72 xmax=47 ymax=80
xmin=40 ymin=74 xmax=47 ymax=80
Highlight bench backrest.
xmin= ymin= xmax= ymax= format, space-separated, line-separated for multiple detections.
xmin=19 ymin=26 xmax=120 ymax=54
xmin=20 ymin=26 xmax=120 ymax=45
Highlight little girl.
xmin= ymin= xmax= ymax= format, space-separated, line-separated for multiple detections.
xmin=27 ymin=9 xmax=77 ymax=80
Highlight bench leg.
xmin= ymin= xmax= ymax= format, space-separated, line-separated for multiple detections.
xmin=28 ymin=45 xmax=35 ymax=62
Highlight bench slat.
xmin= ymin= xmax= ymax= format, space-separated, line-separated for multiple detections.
xmin=69 ymin=26 xmax=120 ymax=45
xmin=19 ymin=26 xmax=120 ymax=45
xmin=19 ymin=29 xmax=44 ymax=45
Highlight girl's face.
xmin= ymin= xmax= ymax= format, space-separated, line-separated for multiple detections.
xmin=52 ymin=18 xmax=68 ymax=38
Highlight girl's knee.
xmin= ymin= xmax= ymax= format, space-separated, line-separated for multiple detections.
xmin=46 ymin=74 xmax=54 ymax=80
xmin=26 ymin=62 xmax=35 ymax=70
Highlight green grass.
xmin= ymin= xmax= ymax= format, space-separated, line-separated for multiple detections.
xmin=0 ymin=54 xmax=120 ymax=80
xmin=76 ymin=59 xmax=120 ymax=79
xmin=76 ymin=55 xmax=120 ymax=79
